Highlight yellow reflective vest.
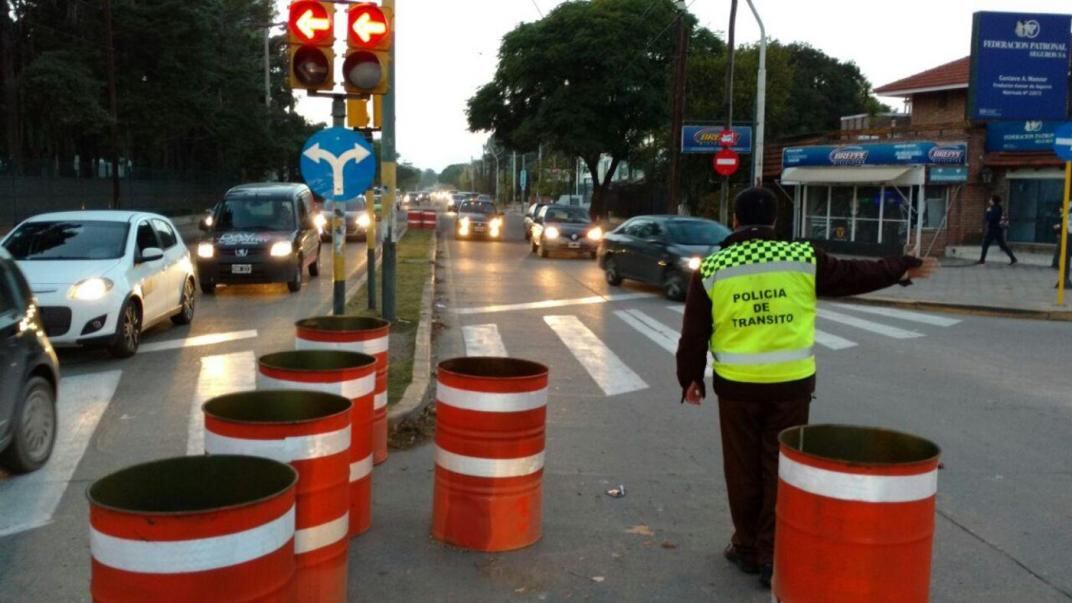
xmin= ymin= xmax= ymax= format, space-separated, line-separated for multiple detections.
xmin=700 ymin=239 xmax=817 ymax=384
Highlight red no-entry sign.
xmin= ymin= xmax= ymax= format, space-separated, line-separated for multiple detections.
xmin=714 ymin=148 xmax=739 ymax=176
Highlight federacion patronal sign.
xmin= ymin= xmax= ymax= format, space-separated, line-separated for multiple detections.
xmin=1054 ymin=122 xmax=1072 ymax=161
xmin=300 ymin=128 xmax=377 ymax=201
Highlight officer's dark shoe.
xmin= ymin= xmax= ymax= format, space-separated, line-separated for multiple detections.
xmin=759 ymin=564 xmax=774 ymax=589
xmin=723 ymin=543 xmax=760 ymax=574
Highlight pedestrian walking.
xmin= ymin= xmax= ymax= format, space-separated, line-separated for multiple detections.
xmin=675 ymin=188 xmax=938 ymax=589
xmin=977 ymin=195 xmax=1018 ymax=265
xmin=1053 ymin=209 xmax=1072 ymax=288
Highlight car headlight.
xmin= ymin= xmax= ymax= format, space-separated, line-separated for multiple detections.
xmin=197 ymin=242 xmax=215 ymax=258
xmin=490 ymin=217 xmax=503 ymax=229
xmin=357 ymin=212 xmax=371 ymax=228
xmin=204 ymin=215 xmax=214 ymax=227
xmin=313 ymin=213 xmax=327 ymax=231
xmin=587 ymin=227 xmax=603 ymax=241
xmin=270 ymin=241 xmax=294 ymax=257
xmin=69 ymin=277 xmax=113 ymax=301
xmin=545 ymin=226 xmax=560 ymax=239
xmin=683 ymin=256 xmax=702 ymax=271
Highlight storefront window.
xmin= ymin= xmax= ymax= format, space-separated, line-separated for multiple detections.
xmin=1009 ymin=179 xmax=1063 ymax=243
xmin=805 ymin=186 xmax=829 ymax=239
xmin=829 ymin=187 xmax=853 ymax=242
xmin=924 ymin=186 xmax=948 ymax=229
xmin=855 ymin=186 xmax=881 ymax=243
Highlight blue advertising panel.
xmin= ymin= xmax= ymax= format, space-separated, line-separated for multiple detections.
xmin=782 ymin=141 xmax=968 ymax=167
xmin=929 ymin=166 xmax=969 ymax=183
xmin=985 ymin=120 xmax=1064 ymax=151
xmin=1054 ymin=122 xmax=1072 ymax=160
xmin=681 ymin=125 xmax=753 ymax=154
xmin=969 ymin=12 xmax=1072 ymax=120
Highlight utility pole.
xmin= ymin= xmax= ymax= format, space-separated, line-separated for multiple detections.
xmin=744 ymin=0 xmax=766 ymax=186
xmin=512 ymin=151 xmax=517 ymax=203
xmin=667 ymin=0 xmax=689 ymax=215
xmin=380 ymin=0 xmax=397 ymax=321
xmin=264 ymin=27 xmax=271 ymax=111
xmin=720 ymin=0 xmax=739 ymax=224
xmin=331 ymin=97 xmax=347 ymax=316
xmin=103 ymin=0 xmax=121 ymax=209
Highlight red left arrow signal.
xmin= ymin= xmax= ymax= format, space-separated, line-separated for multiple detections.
xmin=347 ymin=4 xmax=390 ymax=48
xmin=289 ymin=1 xmax=333 ymax=44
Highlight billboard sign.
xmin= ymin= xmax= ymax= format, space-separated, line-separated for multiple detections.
xmin=985 ymin=120 xmax=1064 ymax=151
xmin=968 ymin=11 xmax=1072 ymax=120
xmin=682 ymin=125 xmax=753 ymax=154
xmin=782 ymin=141 xmax=968 ymax=167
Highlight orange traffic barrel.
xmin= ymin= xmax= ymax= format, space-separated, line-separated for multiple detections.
xmin=204 ymin=391 xmax=352 ymax=603
xmin=432 ymin=357 xmax=548 ymax=551
xmin=89 ymin=455 xmax=298 ymax=603
xmin=407 ymin=210 xmax=422 ymax=229
xmin=295 ymin=317 xmax=391 ymax=466
xmin=422 ymin=209 xmax=437 ymax=229
xmin=257 ymin=350 xmax=377 ymax=538
xmin=774 ymin=424 xmax=941 ymax=603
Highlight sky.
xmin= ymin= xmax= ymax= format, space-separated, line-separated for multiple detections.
xmin=276 ymin=0 xmax=1072 ymax=173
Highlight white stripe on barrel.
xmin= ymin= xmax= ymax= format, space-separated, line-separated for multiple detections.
xmin=778 ymin=453 xmax=938 ymax=503
xmin=205 ymin=426 xmax=351 ymax=464
xmin=294 ymin=512 xmax=349 ymax=555
xmin=437 ymin=382 xmax=547 ymax=413
xmin=295 ymin=336 xmax=389 ymax=355
xmin=256 ymin=373 xmax=375 ymax=400
xmin=435 ymin=446 xmax=545 ymax=478
xmin=90 ymin=506 xmax=295 ymax=574
xmin=350 ymin=454 xmax=373 ymax=481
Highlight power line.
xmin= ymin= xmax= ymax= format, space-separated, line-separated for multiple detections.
xmin=529 ymin=0 xmax=544 ymax=18
xmin=645 ymin=0 xmax=696 ymax=50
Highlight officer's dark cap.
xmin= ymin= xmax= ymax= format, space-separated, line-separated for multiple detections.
xmin=734 ymin=187 xmax=778 ymax=226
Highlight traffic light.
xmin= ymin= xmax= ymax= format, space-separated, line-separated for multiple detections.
xmin=288 ymin=1 xmax=335 ymax=91
xmin=342 ymin=3 xmax=392 ymax=95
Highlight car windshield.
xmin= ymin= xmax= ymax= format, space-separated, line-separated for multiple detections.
xmin=340 ymin=199 xmax=366 ymax=211
xmin=215 ymin=197 xmax=295 ymax=231
xmin=459 ymin=201 xmax=494 ymax=214
xmin=543 ymin=207 xmax=590 ymax=224
xmin=666 ymin=220 xmax=731 ymax=246
xmin=3 ymin=220 xmax=129 ymax=261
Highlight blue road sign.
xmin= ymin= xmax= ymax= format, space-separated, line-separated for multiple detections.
xmin=300 ymin=127 xmax=376 ymax=202
xmin=1054 ymin=123 xmax=1072 ymax=161
xmin=519 ymin=169 xmax=528 ymax=191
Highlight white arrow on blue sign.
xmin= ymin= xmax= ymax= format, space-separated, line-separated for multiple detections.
xmin=300 ymin=127 xmax=377 ymax=201
xmin=1054 ymin=122 xmax=1072 ymax=162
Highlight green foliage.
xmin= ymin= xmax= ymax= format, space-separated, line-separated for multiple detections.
xmin=397 ymin=162 xmax=420 ymax=191
xmin=438 ymin=163 xmax=467 ymax=188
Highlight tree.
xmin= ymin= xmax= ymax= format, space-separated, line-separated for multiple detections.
xmin=467 ymin=0 xmax=684 ymax=217
xmin=438 ymin=163 xmax=467 ymax=188
xmin=419 ymin=168 xmax=437 ymax=189
xmin=397 ymin=162 xmax=420 ymax=191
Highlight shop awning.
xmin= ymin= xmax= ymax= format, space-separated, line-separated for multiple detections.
xmin=780 ymin=166 xmax=925 ymax=186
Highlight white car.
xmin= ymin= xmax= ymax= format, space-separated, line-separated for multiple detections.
xmin=1 ymin=211 xmax=197 ymax=358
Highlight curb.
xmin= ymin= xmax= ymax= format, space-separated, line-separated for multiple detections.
xmin=387 ymin=227 xmax=438 ymax=429
xmin=847 ymin=295 xmax=1072 ymax=322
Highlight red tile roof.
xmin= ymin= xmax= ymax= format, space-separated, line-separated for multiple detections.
xmin=874 ymin=57 xmax=970 ymax=96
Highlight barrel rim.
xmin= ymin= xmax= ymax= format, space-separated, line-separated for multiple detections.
xmin=295 ymin=315 xmax=390 ymax=333
xmin=86 ymin=455 xmax=298 ymax=516
xmin=203 ymin=390 xmax=353 ymax=426
xmin=438 ymin=356 xmax=549 ymax=381
xmin=778 ymin=423 xmax=941 ymax=468
xmin=259 ymin=349 xmax=377 ymax=372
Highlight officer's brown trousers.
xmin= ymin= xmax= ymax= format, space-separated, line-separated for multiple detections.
xmin=717 ymin=396 xmax=810 ymax=565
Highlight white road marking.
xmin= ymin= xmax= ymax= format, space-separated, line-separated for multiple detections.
xmin=615 ymin=309 xmax=713 ymax=376
xmin=814 ymin=329 xmax=858 ymax=351
xmin=140 ymin=330 xmax=258 ymax=354
xmin=0 ymin=370 xmax=122 ymax=537
xmin=455 ymin=293 xmax=655 ymax=315
xmin=187 ymin=351 xmax=256 ymax=456
xmin=830 ymin=303 xmax=961 ymax=327
xmin=544 ymin=315 xmax=648 ymax=396
xmin=817 ymin=308 xmax=924 ymax=339
xmin=462 ymin=324 xmax=508 ymax=356
xmin=667 ymin=305 xmax=684 ymax=314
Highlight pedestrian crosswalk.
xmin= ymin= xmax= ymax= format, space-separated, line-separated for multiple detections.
xmin=544 ymin=315 xmax=649 ymax=396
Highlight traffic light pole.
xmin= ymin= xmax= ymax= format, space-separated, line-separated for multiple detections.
xmin=380 ymin=0 xmax=397 ymax=322
xmin=331 ymin=96 xmax=347 ymax=316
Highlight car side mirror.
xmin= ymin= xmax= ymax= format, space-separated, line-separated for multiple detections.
xmin=138 ymin=247 xmax=164 ymax=263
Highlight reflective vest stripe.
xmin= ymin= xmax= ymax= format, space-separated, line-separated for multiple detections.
xmin=713 ymin=346 xmax=814 ymax=365
xmin=710 ymin=260 xmax=816 ymax=284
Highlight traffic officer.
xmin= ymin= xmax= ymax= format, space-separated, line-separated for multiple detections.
xmin=675 ymin=187 xmax=938 ymax=589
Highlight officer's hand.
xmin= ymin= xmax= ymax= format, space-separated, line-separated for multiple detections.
xmin=685 ymin=382 xmax=703 ymax=406
xmin=904 ymin=257 xmax=939 ymax=281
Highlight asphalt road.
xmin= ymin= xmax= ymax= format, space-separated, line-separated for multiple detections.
xmin=1 ymin=209 xmax=1070 ymax=602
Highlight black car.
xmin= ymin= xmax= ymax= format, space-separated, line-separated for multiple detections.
xmin=599 ymin=215 xmax=731 ymax=300
xmin=197 ymin=183 xmax=322 ymax=294
xmin=530 ymin=205 xmax=601 ymax=259
xmin=0 ymin=247 xmax=59 ymax=473
xmin=454 ymin=200 xmax=503 ymax=240
xmin=523 ymin=201 xmax=551 ymax=241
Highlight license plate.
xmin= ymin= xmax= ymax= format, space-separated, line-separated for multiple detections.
xmin=232 ymin=264 xmax=252 ymax=274
xmin=474 ymin=224 xmax=486 ymax=231
xmin=568 ymin=242 xmax=581 ymax=249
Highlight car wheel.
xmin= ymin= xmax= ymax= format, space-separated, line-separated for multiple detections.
xmin=538 ymin=243 xmax=549 ymax=258
xmin=309 ymin=247 xmax=321 ymax=277
xmin=531 ymin=240 xmax=538 ymax=254
xmin=589 ymin=250 xmax=598 ymax=260
xmin=287 ymin=257 xmax=303 ymax=293
xmin=171 ymin=278 xmax=196 ymax=325
xmin=0 ymin=377 xmax=56 ymax=473
xmin=200 ymin=280 xmax=216 ymax=295
xmin=108 ymin=299 xmax=142 ymax=358
xmin=524 ymin=228 xmax=531 ymax=241
xmin=605 ymin=258 xmax=623 ymax=286
xmin=664 ymin=272 xmax=687 ymax=301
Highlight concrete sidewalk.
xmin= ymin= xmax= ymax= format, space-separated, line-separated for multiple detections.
xmin=853 ymin=258 xmax=1072 ymax=320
